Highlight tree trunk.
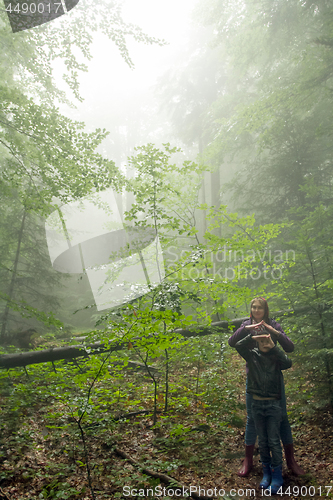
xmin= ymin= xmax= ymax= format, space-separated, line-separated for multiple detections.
xmin=0 ymin=207 xmax=27 ymax=343
xmin=0 ymin=306 xmax=311 ymax=370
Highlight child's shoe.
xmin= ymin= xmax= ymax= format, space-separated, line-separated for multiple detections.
xmin=259 ymin=463 xmax=271 ymax=489
xmin=270 ymin=464 xmax=283 ymax=494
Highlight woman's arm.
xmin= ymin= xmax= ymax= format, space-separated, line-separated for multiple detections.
xmin=262 ymin=319 xmax=294 ymax=353
xmin=228 ymin=320 xmax=251 ymax=347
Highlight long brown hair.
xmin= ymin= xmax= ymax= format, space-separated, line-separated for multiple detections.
xmin=250 ymin=297 xmax=270 ymax=323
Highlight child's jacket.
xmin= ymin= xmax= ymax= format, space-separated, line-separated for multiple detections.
xmin=235 ymin=334 xmax=292 ymax=399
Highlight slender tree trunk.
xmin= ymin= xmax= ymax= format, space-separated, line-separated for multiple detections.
xmin=136 ymin=349 xmax=159 ymax=425
xmin=0 ymin=207 xmax=27 ymax=342
xmin=164 ymin=348 xmax=169 ymax=412
xmin=194 ymin=232 xmax=221 ymax=321
xmin=195 ymin=358 xmax=200 ymax=400
xmin=307 ymin=248 xmax=333 ymax=407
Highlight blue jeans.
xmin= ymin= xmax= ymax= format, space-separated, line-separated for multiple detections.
xmin=245 ymin=379 xmax=293 ymax=446
xmin=252 ymin=399 xmax=282 ymax=468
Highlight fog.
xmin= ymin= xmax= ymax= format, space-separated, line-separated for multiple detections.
xmin=57 ymin=0 xmax=196 ymax=154
xmin=0 ymin=2 xmax=330 ymax=493
xmin=1 ymin=0 xmax=331 ymax=350
xmin=43 ymin=0 xmax=201 ymax=325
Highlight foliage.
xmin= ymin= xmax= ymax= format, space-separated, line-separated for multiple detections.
xmin=2 ymin=0 xmax=333 ymax=496
xmin=1 ymin=0 xmax=165 ymax=103
xmin=156 ymin=0 xmax=333 ymax=408
xmin=0 ymin=135 xmax=297 ymax=497
xmin=122 ymin=144 xmax=286 ymax=324
xmin=0 ymin=0 xmax=165 ymax=338
xmin=1 ymin=333 xmax=331 ymax=499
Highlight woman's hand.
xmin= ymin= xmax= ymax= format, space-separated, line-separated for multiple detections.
xmin=245 ymin=320 xmax=266 ymax=335
xmin=261 ymin=321 xmax=280 ymax=337
xmin=245 ymin=320 xmax=264 ymax=330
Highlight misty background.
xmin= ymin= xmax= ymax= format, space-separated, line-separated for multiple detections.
xmin=1 ymin=3 xmax=332 ymax=494
xmin=1 ymin=0 xmax=332 ymax=363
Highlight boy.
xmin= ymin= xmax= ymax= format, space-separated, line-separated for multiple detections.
xmin=235 ymin=332 xmax=292 ymax=493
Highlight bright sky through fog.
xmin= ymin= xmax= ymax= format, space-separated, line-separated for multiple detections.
xmin=62 ymin=0 xmax=194 ymax=125
xmin=121 ymin=0 xmax=194 ymax=77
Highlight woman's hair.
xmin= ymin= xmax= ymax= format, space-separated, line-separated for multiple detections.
xmin=250 ymin=297 xmax=270 ymax=323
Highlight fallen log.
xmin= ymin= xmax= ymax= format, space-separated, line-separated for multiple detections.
xmin=85 ymin=409 xmax=162 ymax=429
xmin=114 ymin=447 xmax=213 ymax=500
xmin=0 ymin=339 xmax=125 ymax=369
xmin=0 ymin=320 xmax=236 ymax=370
xmin=0 ymin=306 xmax=310 ymax=370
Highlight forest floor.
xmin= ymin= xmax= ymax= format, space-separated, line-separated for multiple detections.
xmin=0 ymin=347 xmax=333 ymax=500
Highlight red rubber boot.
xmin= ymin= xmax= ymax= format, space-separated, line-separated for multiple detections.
xmin=284 ymin=443 xmax=305 ymax=475
xmin=237 ymin=444 xmax=255 ymax=477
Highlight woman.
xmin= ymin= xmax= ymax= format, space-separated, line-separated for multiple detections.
xmin=228 ymin=297 xmax=305 ymax=477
